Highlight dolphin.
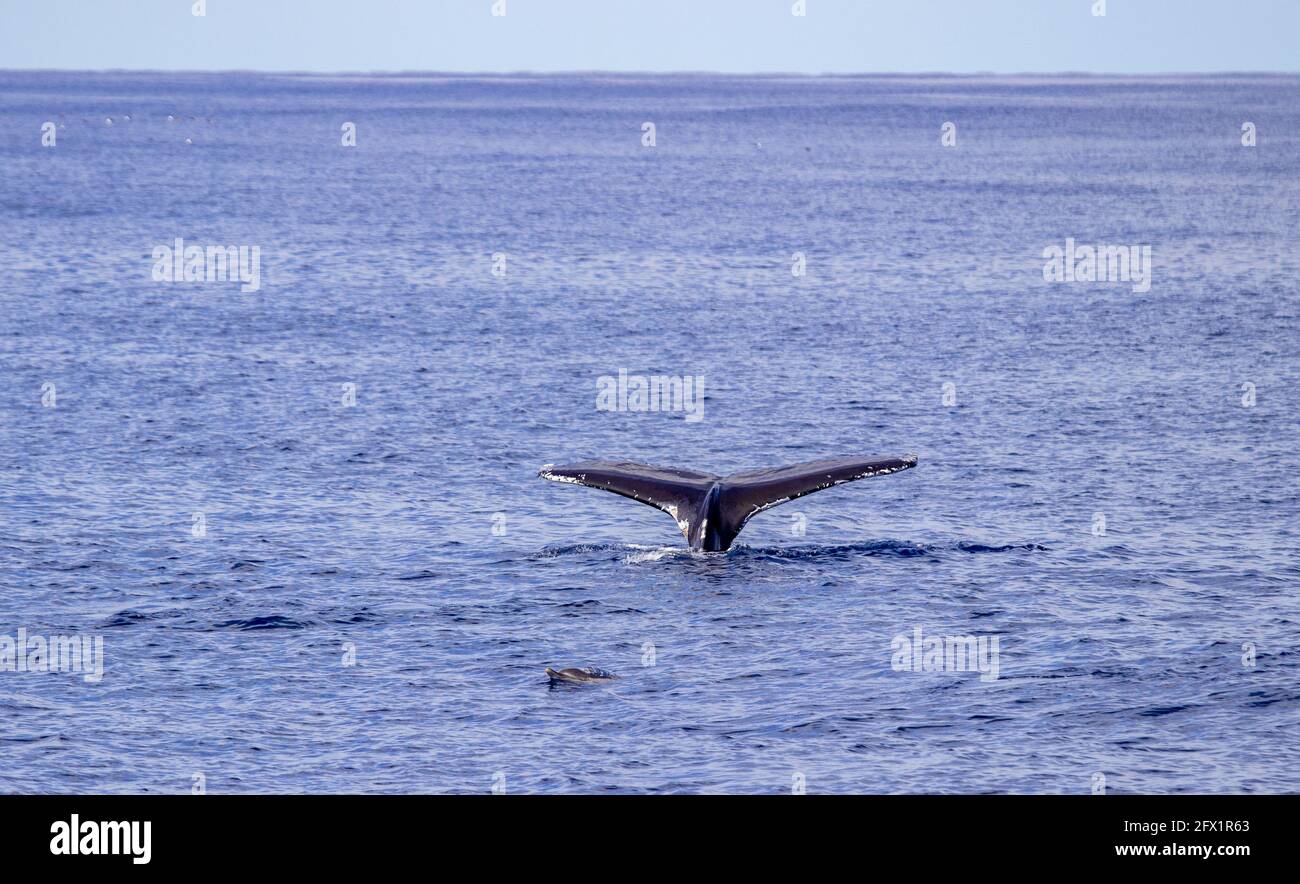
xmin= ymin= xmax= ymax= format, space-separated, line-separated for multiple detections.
xmin=539 ymin=454 xmax=917 ymax=551
xmin=545 ymin=667 xmax=618 ymax=684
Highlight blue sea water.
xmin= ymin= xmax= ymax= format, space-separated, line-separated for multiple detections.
xmin=0 ymin=72 xmax=1297 ymax=794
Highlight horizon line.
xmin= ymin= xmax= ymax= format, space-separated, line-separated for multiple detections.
xmin=4 ymin=68 xmax=1299 ymax=78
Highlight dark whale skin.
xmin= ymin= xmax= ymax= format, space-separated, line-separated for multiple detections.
xmin=539 ymin=455 xmax=917 ymax=551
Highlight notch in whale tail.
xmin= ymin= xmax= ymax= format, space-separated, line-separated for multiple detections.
xmin=538 ymin=454 xmax=917 ymax=551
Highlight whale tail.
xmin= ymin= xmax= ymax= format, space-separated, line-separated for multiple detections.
xmin=538 ymin=455 xmax=917 ymax=551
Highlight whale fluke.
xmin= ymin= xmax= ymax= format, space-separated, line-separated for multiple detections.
xmin=539 ymin=455 xmax=917 ymax=551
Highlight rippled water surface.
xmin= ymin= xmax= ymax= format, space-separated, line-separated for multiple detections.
xmin=1 ymin=72 xmax=1298 ymax=793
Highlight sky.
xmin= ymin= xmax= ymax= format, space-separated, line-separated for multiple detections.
xmin=0 ymin=0 xmax=1296 ymax=74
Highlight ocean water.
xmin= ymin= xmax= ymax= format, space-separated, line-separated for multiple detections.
xmin=1 ymin=72 xmax=1297 ymax=794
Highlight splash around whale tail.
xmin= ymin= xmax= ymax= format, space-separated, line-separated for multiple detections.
xmin=538 ymin=455 xmax=917 ymax=551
